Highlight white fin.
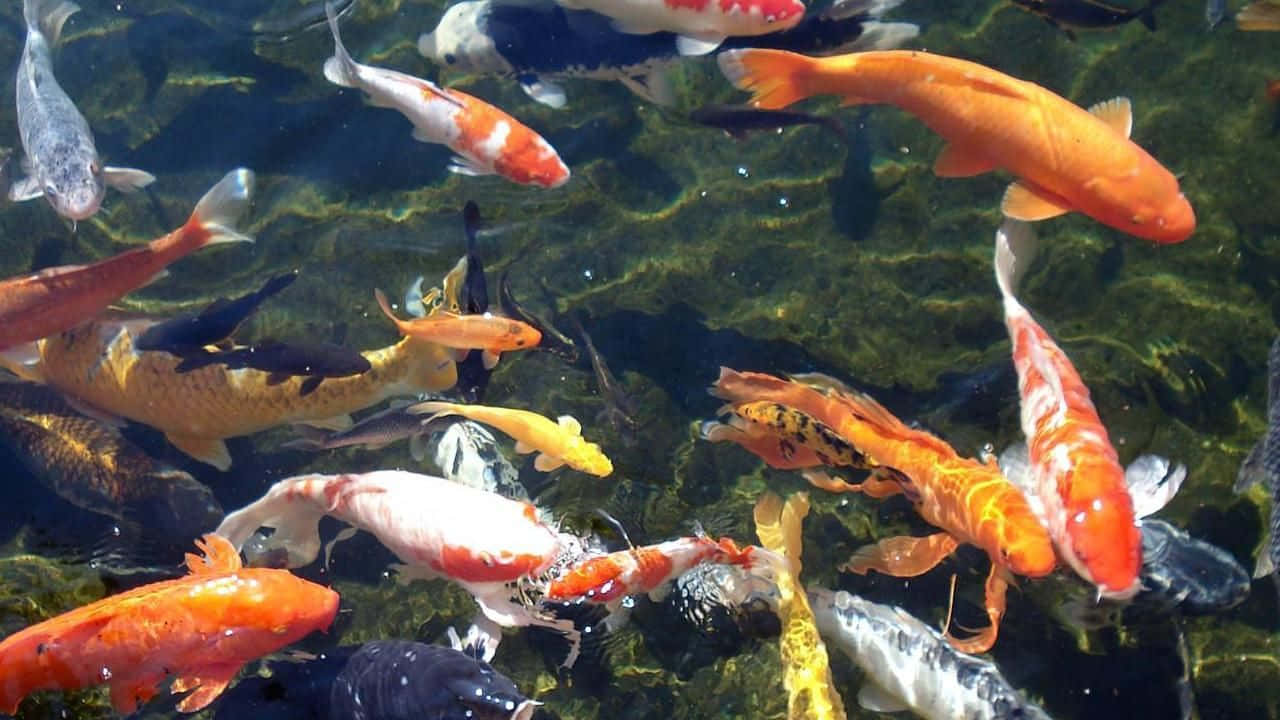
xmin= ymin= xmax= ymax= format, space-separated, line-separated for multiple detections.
xmin=409 ymin=432 xmax=429 ymax=462
xmin=191 ymin=168 xmax=256 ymax=246
xmin=322 ymin=1 xmax=362 ymax=89
xmin=8 ymin=174 xmax=43 ymax=202
xmin=998 ymin=441 xmax=1048 ymax=526
xmin=101 ymin=166 xmax=156 ymax=192
xmin=857 ymin=682 xmax=909 ymax=713
xmin=411 ymin=126 xmax=440 ymax=144
xmin=609 ymin=17 xmax=663 ymax=34
xmin=1255 ymin=548 xmax=1275 ymax=579
xmin=821 ymin=0 xmax=906 ymax=20
xmin=557 ymin=415 xmax=582 ymax=435
xmin=481 ymin=349 xmax=500 ymax=370
xmin=1235 ymin=438 xmax=1267 ymax=493
xmin=514 ymin=439 xmax=535 ymax=454
xmin=618 ymin=69 xmax=675 ymax=106
xmin=520 ymin=76 xmax=567 ymax=109
xmin=675 ymin=34 xmax=724 ymax=56
xmin=1087 ymin=97 xmax=1133 ymax=138
xmin=448 ymin=155 xmax=495 ymax=177
xmin=403 ymin=275 xmax=427 ymax=318
xmin=0 ymin=343 xmax=44 ymax=381
xmin=295 ymin=414 xmax=354 ymax=431
xmin=534 ymin=452 xmax=565 ymax=472
xmin=993 ymin=218 xmax=1039 ymax=299
xmin=322 ymin=526 xmax=359 ymax=571
xmin=1001 ymin=180 xmax=1072 ymax=222
xmin=1125 ymin=454 xmax=1186 ymax=518
xmin=836 ymin=21 xmax=920 ymax=52
xmin=26 ymin=0 xmax=79 ymax=46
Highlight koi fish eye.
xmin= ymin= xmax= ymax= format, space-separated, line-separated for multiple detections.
xmin=444 ymin=53 xmax=457 ymax=65
xmin=89 ymin=160 xmax=100 ymax=175
xmin=43 ymin=183 xmax=57 ymax=198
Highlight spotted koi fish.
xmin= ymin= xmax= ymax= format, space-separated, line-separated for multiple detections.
xmin=322 ymin=3 xmax=568 ymax=188
xmin=995 ymin=219 xmax=1141 ymax=600
xmin=712 ymin=400 xmax=873 ymax=469
xmin=556 ymin=0 xmax=806 ymax=56
xmin=711 ymin=368 xmax=1057 ymax=653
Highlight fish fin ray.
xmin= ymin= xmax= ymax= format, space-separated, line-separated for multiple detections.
xmin=1087 ymin=96 xmax=1133 ymax=138
xmin=618 ymin=70 xmax=675 ymax=106
xmin=1235 ymin=438 xmax=1268 ymax=492
xmin=8 ymin=174 xmax=43 ymax=202
xmin=101 ymin=166 xmax=156 ymax=192
xmin=172 ymin=664 xmax=241 ymax=712
xmin=534 ymin=452 xmax=565 ymax=472
xmin=717 ymin=49 xmax=818 ymax=110
xmin=189 ymin=169 xmax=255 ymax=246
xmin=1125 ymin=454 xmax=1186 ymax=518
xmin=165 ymin=433 xmax=232 ymax=471
xmin=675 ymin=34 xmax=724 ymax=56
xmin=857 ymin=682 xmax=909 ymax=713
xmin=1001 ymin=180 xmax=1072 ymax=221
xmin=448 ymin=155 xmax=495 ymax=177
xmin=185 ymin=533 xmax=242 ymax=574
xmin=519 ymin=75 xmax=567 ymax=109
xmin=481 ymin=349 xmax=500 ymax=369
xmin=557 ymin=414 xmax=582 ymax=435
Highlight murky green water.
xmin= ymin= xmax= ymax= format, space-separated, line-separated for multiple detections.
xmin=1 ymin=0 xmax=1279 ymax=717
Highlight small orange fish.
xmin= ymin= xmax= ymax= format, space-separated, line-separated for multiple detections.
xmin=0 ymin=169 xmax=253 ymax=351
xmin=717 ymin=49 xmax=1195 ymax=243
xmin=375 ymin=288 xmax=541 ymax=370
xmin=0 ymin=534 xmax=338 ymax=715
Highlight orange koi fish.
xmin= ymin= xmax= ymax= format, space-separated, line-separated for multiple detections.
xmin=711 ymin=368 xmax=1057 ymax=653
xmin=0 ymin=169 xmax=253 ymax=351
xmin=374 ymin=288 xmax=541 ymax=370
xmin=323 ymin=4 xmax=569 ymax=188
xmin=699 ymin=418 xmax=826 ymax=469
xmin=409 ymin=400 xmax=613 ymax=476
xmin=0 ymin=317 xmax=457 ymax=470
xmin=0 ymin=534 xmax=338 ymax=715
xmin=994 ymin=220 xmax=1140 ymax=599
xmin=546 ymin=535 xmax=777 ymax=610
xmin=717 ymin=49 xmax=1195 ymax=244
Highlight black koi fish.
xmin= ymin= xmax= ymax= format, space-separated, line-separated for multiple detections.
xmin=134 ymin=270 xmax=298 ymax=356
xmin=175 ymin=340 xmax=372 ymax=396
xmin=690 ymin=104 xmax=846 ymax=141
xmin=1010 ymin=0 xmax=1170 ymax=39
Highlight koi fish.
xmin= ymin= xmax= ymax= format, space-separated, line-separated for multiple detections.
xmin=545 ymin=535 xmax=777 ymax=610
xmin=713 ymin=400 xmax=874 ymax=469
xmin=753 ymin=492 xmax=847 ymax=720
xmin=134 ymin=271 xmax=298 ymax=357
xmin=807 ymin=587 xmax=1052 ymax=720
xmin=711 ymin=368 xmax=1057 ymax=653
xmin=669 ymin=562 xmax=780 ymax=645
xmin=1010 ymin=0 xmax=1170 ymax=41
xmin=409 ymin=400 xmax=614 ymax=476
xmin=375 ymin=289 xmax=541 ymax=371
xmin=322 ymin=3 xmax=568 ymax=187
xmin=214 ymin=471 xmax=576 ymax=660
xmin=449 ymin=201 xmax=494 ymax=402
xmin=0 ymin=533 xmax=338 ymax=715
xmin=12 ymin=0 xmax=154 ymax=221
xmin=995 ymin=220 xmax=1141 ymax=599
xmin=174 ymin=339 xmax=373 ymax=397
xmin=570 ymin=314 xmax=640 ymax=443
xmin=498 ymin=270 xmax=579 ymax=361
xmin=0 ymin=169 xmax=252 ymax=351
xmin=419 ymin=0 xmax=918 ymax=107
xmin=554 ymin=0 xmax=806 ymax=57
xmin=428 ymin=417 xmax=531 ymax=502
xmin=1238 ymin=0 xmax=1280 ymax=29
xmin=699 ymin=417 xmax=827 ymax=469
xmin=717 ymin=48 xmax=1195 ymax=243
xmin=0 ymin=317 xmax=457 ymax=471
xmin=0 ymin=380 xmax=223 ymax=541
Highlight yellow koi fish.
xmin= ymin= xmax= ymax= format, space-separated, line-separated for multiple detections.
xmin=2 ymin=318 xmax=457 ymax=470
xmin=753 ymin=491 xmax=847 ymax=720
xmin=409 ymin=400 xmax=613 ymax=476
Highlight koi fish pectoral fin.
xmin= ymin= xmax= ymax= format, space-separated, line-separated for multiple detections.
xmin=519 ymin=75 xmax=568 ymax=109
xmin=101 ymin=166 xmax=157 ymax=192
xmin=172 ymin=663 xmax=241 ymax=712
xmin=8 ymin=174 xmax=43 ymax=202
xmin=1002 ymin=180 xmax=1073 ymax=221
xmin=933 ymin=143 xmax=999 ymax=177
xmin=447 ymin=155 xmax=496 ymax=178
xmin=943 ymin=565 xmax=1009 ymax=654
xmin=534 ymin=452 xmax=566 ymax=472
xmin=390 ymin=562 xmax=443 ymax=585
xmin=839 ymin=532 xmax=960 ymax=577
xmin=481 ymin=349 xmax=500 ymax=370
xmin=108 ymin=673 xmax=161 ymax=715
xmin=1087 ymin=96 xmax=1133 ymax=138
xmin=675 ymin=34 xmax=725 ymax=57
xmin=165 ymin=433 xmax=232 ymax=471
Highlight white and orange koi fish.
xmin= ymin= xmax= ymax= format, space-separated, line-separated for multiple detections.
xmin=322 ymin=3 xmax=568 ymax=188
xmin=994 ymin=219 xmax=1141 ymax=599
xmin=557 ymin=0 xmax=806 ymax=56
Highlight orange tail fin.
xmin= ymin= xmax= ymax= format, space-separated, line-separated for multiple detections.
xmin=164 ymin=169 xmax=255 ymax=253
xmin=716 ymin=49 xmax=820 ymax=110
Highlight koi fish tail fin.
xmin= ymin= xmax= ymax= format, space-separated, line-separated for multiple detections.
xmin=23 ymin=0 xmax=79 ymax=46
xmin=821 ymin=0 xmax=905 ymax=21
xmin=214 ymin=478 xmax=327 ymax=569
xmin=717 ymin=49 xmax=821 ymax=110
xmin=182 ymin=168 xmax=255 ymax=249
xmin=993 ymin=218 xmax=1039 ymax=300
xmin=322 ymin=1 xmax=360 ymax=88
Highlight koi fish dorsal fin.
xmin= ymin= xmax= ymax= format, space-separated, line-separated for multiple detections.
xmin=185 ymin=533 xmax=242 ymax=575
xmin=557 ymin=415 xmax=582 ymax=435
xmin=1087 ymin=97 xmax=1133 ymax=138
xmin=1001 ymin=180 xmax=1072 ymax=221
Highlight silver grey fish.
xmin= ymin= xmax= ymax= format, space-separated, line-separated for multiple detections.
xmin=1205 ymin=0 xmax=1226 ymax=29
xmin=807 ymin=587 xmax=1053 ymax=720
xmin=1235 ymin=336 xmax=1280 ymax=578
xmin=1139 ymin=518 xmax=1251 ymax=614
xmin=425 ymin=418 xmax=530 ymax=501
xmin=283 ymin=401 xmax=442 ymax=452
xmin=12 ymin=0 xmax=154 ymax=222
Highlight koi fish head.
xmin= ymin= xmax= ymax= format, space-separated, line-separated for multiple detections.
xmin=206 ymin=569 xmax=340 ymax=657
xmin=493 ymin=131 xmax=570 ymax=189
xmin=1090 ymin=161 xmax=1196 ymax=244
xmin=416 ymin=2 xmax=506 ymax=75
xmin=562 ymin=436 xmax=614 ymax=477
xmin=500 ymin=319 xmax=542 ymax=350
xmin=44 ymin=152 xmax=105 ymax=220
xmin=993 ymin=502 xmax=1058 ymax=578
xmin=1064 ymin=486 xmax=1142 ymax=599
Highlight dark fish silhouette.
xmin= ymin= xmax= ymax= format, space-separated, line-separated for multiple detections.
xmin=689 ymin=103 xmax=845 ymax=141
xmin=1010 ymin=0 xmax=1170 ymax=40
xmin=134 ymin=270 xmax=298 ymax=356
xmin=284 ymin=402 xmax=445 ymax=453
xmin=175 ymin=340 xmax=372 ymax=396
xmin=454 ymin=201 xmax=493 ymax=402
xmin=1236 ymin=336 xmax=1280 ymax=580
xmin=0 ymin=380 xmax=223 ymax=541
xmin=498 ymin=270 xmax=579 ymax=362
xmin=1138 ymin=518 xmax=1251 ymax=614
xmin=571 ymin=314 xmax=639 ymax=444
xmin=214 ymin=640 xmax=536 ymax=720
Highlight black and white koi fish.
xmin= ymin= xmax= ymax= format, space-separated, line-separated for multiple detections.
xmin=417 ymin=0 xmax=919 ymax=108
xmin=1235 ymin=336 xmax=1280 ymax=580
xmin=13 ymin=0 xmax=154 ymax=221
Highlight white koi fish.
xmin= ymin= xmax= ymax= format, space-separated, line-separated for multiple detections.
xmin=13 ymin=0 xmax=154 ymax=222
xmin=556 ymin=0 xmax=807 ymax=56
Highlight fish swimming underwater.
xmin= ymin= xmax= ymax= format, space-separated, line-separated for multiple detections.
xmin=428 ymin=417 xmax=531 ymax=501
xmin=571 ymin=314 xmax=640 ymax=443
xmin=375 ymin=288 xmax=541 ymax=370
xmin=1237 ymin=0 xmax=1280 ymax=29
xmin=995 ymin=220 xmax=1141 ymax=599
xmin=712 ymin=368 xmax=1057 ymax=653
xmin=322 ymin=3 xmax=569 ymax=187
xmin=12 ymin=0 xmax=154 ymax=221
xmin=1235 ymin=336 xmax=1280 ymax=579
xmin=173 ymin=339 xmax=373 ymax=397
xmin=0 ymin=169 xmax=253 ymax=351
xmin=419 ymin=0 xmax=918 ymax=107
xmin=0 ymin=380 xmax=223 ymax=541
xmin=1009 ymin=0 xmax=1170 ymax=41
xmin=807 ymin=587 xmax=1052 ymax=720
xmin=552 ymin=0 xmax=806 ymax=56
xmin=0 ymin=533 xmax=338 ymax=714
xmin=668 ymin=562 xmax=781 ymax=647
xmin=499 ymin=271 xmax=579 ymax=362
xmin=410 ymin=400 xmax=614 ymax=476
xmin=717 ymin=48 xmax=1195 ymax=243
xmin=0 ymin=316 xmax=457 ymax=471
xmin=134 ymin=271 xmax=298 ymax=357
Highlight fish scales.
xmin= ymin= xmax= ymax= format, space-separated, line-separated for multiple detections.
xmin=809 ymin=588 xmax=1052 ymax=720
xmin=32 ymin=319 xmax=456 ymax=470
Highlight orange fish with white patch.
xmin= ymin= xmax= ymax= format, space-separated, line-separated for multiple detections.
xmin=322 ymin=4 xmax=568 ymax=188
xmin=374 ymin=288 xmax=541 ymax=370
xmin=717 ymin=48 xmax=1195 ymax=243
xmin=0 ymin=534 xmax=337 ymax=715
